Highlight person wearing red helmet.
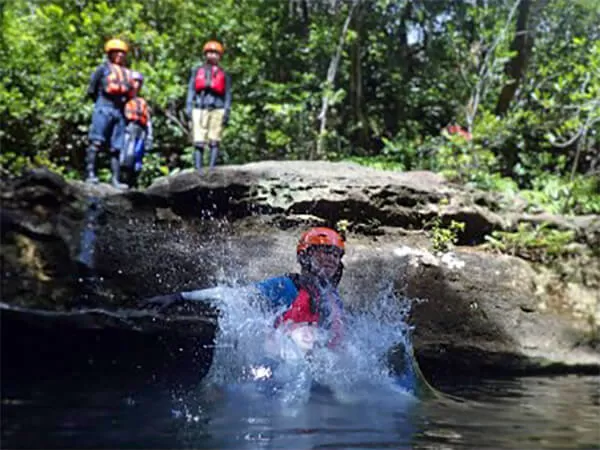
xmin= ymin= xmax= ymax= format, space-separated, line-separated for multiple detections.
xmin=142 ymin=227 xmax=346 ymax=350
xmin=185 ymin=40 xmax=232 ymax=173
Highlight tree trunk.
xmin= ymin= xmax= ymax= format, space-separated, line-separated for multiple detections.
xmin=466 ymin=0 xmax=522 ymax=133
xmin=313 ymin=0 xmax=360 ymax=160
xmin=495 ymin=0 xmax=546 ymax=115
xmin=350 ymin=3 xmax=367 ymax=150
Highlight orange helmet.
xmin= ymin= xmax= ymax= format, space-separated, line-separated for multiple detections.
xmin=203 ymin=40 xmax=224 ymax=55
xmin=297 ymin=227 xmax=345 ymax=256
xmin=104 ymin=38 xmax=129 ymax=54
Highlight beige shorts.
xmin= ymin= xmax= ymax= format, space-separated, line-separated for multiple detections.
xmin=192 ymin=108 xmax=224 ymax=143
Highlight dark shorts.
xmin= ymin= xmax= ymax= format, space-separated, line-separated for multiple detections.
xmin=88 ymin=105 xmax=126 ymax=151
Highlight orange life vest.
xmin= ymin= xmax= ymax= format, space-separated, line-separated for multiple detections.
xmin=105 ymin=63 xmax=132 ymax=96
xmin=124 ymin=97 xmax=149 ymax=126
xmin=194 ymin=65 xmax=226 ymax=96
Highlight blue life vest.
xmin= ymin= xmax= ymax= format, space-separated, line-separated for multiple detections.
xmin=254 ymin=275 xmax=299 ymax=309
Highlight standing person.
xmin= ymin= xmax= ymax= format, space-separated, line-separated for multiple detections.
xmin=122 ymin=71 xmax=153 ymax=188
xmin=85 ymin=38 xmax=132 ymax=189
xmin=185 ymin=40 xmax=232 ymax=173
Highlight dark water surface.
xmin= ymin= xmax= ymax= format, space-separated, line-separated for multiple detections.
xmin=2 ymin=284 xmax=598 ymax=449
xmin=2 ymin=372 xmax=598 ymax=449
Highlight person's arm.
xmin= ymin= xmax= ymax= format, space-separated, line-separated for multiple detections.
xmin=141 ymin=275 xmax=297 ymax=311
xmin=86 ymin=65 xmax=104 ymax=102
xmin=185 ymin=66 xmax=197 ymax=117
xmin=141 ymin=286 xmax=250 ymax=310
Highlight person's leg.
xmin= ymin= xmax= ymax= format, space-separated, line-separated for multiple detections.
xmin=109 ymin=151 xmax=128 ymax=189
xmin=193 ymin=144 xmax=204 ymax=170
xmin=192 ymin=108 xmax=209 ymax=172
xmin=207 ymin=109 xmax=225 ymax=171
xmin=130 ymin=169 xmax=139 ymax=189
xmin=85 ymin=142 xmax=101 ymax=184
xmin=109 ymin=110 xmax=128 ymax=189
xmin=209 ymin=141 xmax=219 ymax=169
xmin=86 ymin=106 xmax=110 ymax=184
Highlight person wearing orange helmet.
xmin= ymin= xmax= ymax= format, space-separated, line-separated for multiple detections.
xmin=85 ymin=38 xmax=133 ymax=189
xmin=265 ymin=227 xmax=346 ymax=350
xmin=142 ymin=227 xmax=346 ymax=349
xmin=185 ymin=40 xmax=232 ymax=173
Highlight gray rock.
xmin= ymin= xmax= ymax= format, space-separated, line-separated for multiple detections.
xmin=1 ymin=163 xmax=598 ymax=379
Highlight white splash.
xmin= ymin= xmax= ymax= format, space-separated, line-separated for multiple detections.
xmin=194 ymin=280 xmax=422 ymax=412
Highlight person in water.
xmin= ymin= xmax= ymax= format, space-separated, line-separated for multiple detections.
xmin=142 ymin=226 xmax=346 ymax=350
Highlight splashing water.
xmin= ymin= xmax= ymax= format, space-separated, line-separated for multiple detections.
xmin=186 ymin=280 xmax=424 ymax=416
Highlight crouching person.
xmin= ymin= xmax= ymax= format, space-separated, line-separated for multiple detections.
xmin=121 ymin=71 xmax=153 ymax=188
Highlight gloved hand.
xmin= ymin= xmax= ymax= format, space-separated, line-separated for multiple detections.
xmin=145 ymin=139 xmax=153 ymax=152
xmin=222 ymin=112 xmax=230 ymax=127
xmin=140 ymin=292 xmax=184 ymax=311
xmin=185 ymin=106 xmax=192 ymax=119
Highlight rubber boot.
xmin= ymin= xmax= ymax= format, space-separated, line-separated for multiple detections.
xmin=130 ymin=170 xmax=140 ymax=189
xmin=193 ymin=145 xmax=204 ymax=172
xmin=120 ymin=166 xmax=132 ymax=188
xmin=85 ymin=145 xmax=99 ymax=184
xmin=110 ymin=155 xmax=129 ymax=190
xmin=209 ymin=142 xmax=219 ymax=171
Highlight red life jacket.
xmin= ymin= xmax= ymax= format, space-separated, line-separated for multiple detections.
xmin=276 ymin=290 xmax=319 ymax=327
xmin=104 ymin=63 xmax=132 ymax=96
xmin=194 ymin=64 xmax=226 ymax=96
xmin=274 ymin=283 xmax=344 ymax=349
xmin=124 ymin=97 xmax=149 ymax=126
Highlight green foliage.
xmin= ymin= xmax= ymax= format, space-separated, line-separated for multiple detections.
xmin=520 ymin=174 xmax=600 ymax=215
xmin=483 ymin=222 xmax=578 ymax=263
xmin=431 ymin=219 xmax=465 ymax=254
xmin=0 ymin=149 xmax=69 ymax=177
xmin=0 ymin=0 xmax=598 ymax=220
xmin=344 ymin=156 xmax=405 ymax=172
xmin=136 ymin=152 xmax=170 ymax=187
xmin=425 ymin=202 xmax=466 ymax=254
